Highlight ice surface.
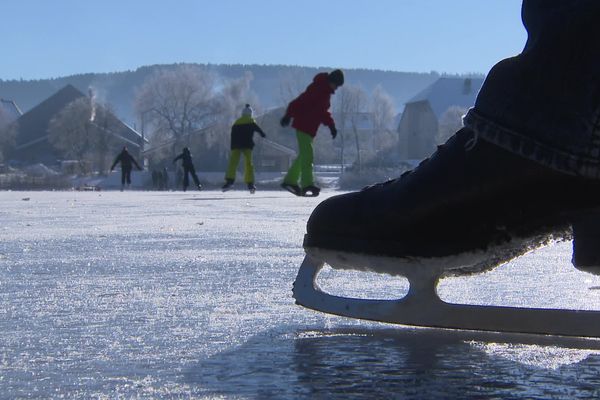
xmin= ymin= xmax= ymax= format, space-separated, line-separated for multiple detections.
xmin=2 ymin=190 xmax=600 ymax=398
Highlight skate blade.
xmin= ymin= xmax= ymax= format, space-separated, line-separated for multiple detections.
xmin=281 ymin=183 xmax=301 ymax=196
xmin=293 ymin=251 xmax=600 ymax=338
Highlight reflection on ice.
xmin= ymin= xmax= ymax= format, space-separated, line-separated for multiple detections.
xmin=194 ymin=327 xmax=600 ymax=399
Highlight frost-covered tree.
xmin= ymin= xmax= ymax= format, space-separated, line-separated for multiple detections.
xmin=135 ymin=65 xmax=258 ymax=168
xmin=334 ymin=84 xmax=367 ymax=171
xmin=438 ymin=106 xmax=467 ymax=144
xmin=278 ymin=69 xmax=311 ymax=107
xmin=48 ymin=97 xmax=120 ymax=173
xmin=370 ymin=85 xmax=397 ymax=152
xmin=134 ymin=65 xmax=220 ymax=154
xmin=48 ymin=97 xmax=95 ymax=171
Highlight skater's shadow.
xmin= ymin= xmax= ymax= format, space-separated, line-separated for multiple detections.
xmin=186 ymin=326 xmax=600 ymax=399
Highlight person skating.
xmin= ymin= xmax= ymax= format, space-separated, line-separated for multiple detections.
xmin=222 ymin=104 xmax=266 ymax=194
xmin=173 ymin=147 xmax=202 ymax=192
xmin=304 ymin=1 xmax=600 ymax=275
xmin=110 ymin=146 xmax=142 ymax=191
xmin=280 ymin=69 xmax=344 ymax=197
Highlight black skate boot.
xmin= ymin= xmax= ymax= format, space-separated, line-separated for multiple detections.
xmin=572 ymin=214 xmax=600 ymax=275
xmin=222 ymin=179 xmax=234 ymax=192
xmin=247 ymin=183 xmax=256 ymax=194
xmin=304 ymin=128 xmax=600 ymax=275
xmin=281 ymin=182 xmax=301 ymax=196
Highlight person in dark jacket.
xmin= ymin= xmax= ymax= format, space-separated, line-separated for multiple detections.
xmin=110 ymin=146 xmax=142 ymax=191
xmin=222 ymin=104 xmax=266 ymax=193
xmin=173 ymin=147 xmax=202 ymax=191
xmin=280 ymin=69 xmax=343 ymax=197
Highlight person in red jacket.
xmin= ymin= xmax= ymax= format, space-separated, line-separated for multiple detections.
xmin=280 ymin=69 xmax=344 ymax=197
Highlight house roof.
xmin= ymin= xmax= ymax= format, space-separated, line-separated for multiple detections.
xmin=406 ymin=77 xmax=484 ymax=118
xmin=0 ymin=98 xmax=22 ymax=123
xmin=14 ymin=84 xmax=146 ymax=151
xmin=14 ymin=84 xmax=84 ymax=149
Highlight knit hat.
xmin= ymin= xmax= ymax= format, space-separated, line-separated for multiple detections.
xmin=328 ymin=69 xmax=344 ymax=87
xmin=242 ymin=104 xmax=253 ymax=117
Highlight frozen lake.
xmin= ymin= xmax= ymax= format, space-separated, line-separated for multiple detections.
xmin=2 ymin=190 xmax=600 ymax=398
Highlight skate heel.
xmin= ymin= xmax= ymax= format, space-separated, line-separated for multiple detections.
xmin=572 ymin=212 xmax=600 ymax=275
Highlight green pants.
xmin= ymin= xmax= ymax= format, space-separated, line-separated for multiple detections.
xmin=225 ymin=148 xmax=255 ymax=183
xmin=284 ymin=130 xmax=314 ymax=188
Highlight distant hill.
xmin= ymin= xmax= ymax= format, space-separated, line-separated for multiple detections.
xmin=0 ymin=63 xmax=479 ymax=127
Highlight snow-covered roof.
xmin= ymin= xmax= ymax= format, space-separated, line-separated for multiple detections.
xmin=406 ymin=77 xmax=484 ymax=118
xmin=15 ymin=85 xmax=146 ymax=151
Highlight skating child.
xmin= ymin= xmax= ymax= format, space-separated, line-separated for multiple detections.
xmin=173 ymin=147 xmax=202 ymax=191
xmin=222 ymin=104 xmax=266 ymax=193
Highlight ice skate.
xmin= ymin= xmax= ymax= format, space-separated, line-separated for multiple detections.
xmin=293 ymin=128 xmax=600 ymax=337
xmin=281 ymin=182 xmax=301 ymax=196
xmin=248 ymin=183 xmax=256 ymax=194
xmin=222 ymin=179 xmax=234 ymax=192
xmin=301 ymin=185 xmax=320 ymax=197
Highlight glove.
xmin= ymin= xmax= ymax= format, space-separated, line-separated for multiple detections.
xmin=329 ymin=125 xmax=337 ymax=139
xmin=280 ymin=115 xmax=291 ymax=127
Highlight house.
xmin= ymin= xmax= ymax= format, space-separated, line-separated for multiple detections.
xmin=252 ymin=107 xmax=297 ymax=171
xmin=253 ymin=138 xmax=296 ymax=171
xmin=9 ymin=84 xmax=147 ymax=166
xmin=334 ymin=111 xmax=376 ymax=150
xmin=397 ymin=77 xmax=484 ymax=160
xmin=0 ymin=98 xmax=22 ymax=123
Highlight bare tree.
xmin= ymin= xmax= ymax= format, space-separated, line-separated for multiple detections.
xmin=333 ymin=85 xmax=353 ymax=172
xmin=134 ymin=65 xmax=220 ymax=153
xmin=212 ymin=72 xmax=259 ymax=153
xmin=334 ymin=85 xmax=367 ymax=172
xmin=136 ymin=65 xmax=261 ymax=169
xmin=278 ymin=69 xmax=311 ymax=107
xmin=334 ymin=85 xmax=367 ymax=171
xmin=370 ymin=85 xmax=396 ymax=152
xmin=48 ymin=98 xmax=95 ymax=172
xmin=438 ymin=106 xmax=467 ymax=144
xmin=48 ymin=97 xmax=122 ymax=173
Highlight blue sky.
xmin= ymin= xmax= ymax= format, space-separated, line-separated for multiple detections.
xmin=1 ymin=0 xmax=526 ymax=80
